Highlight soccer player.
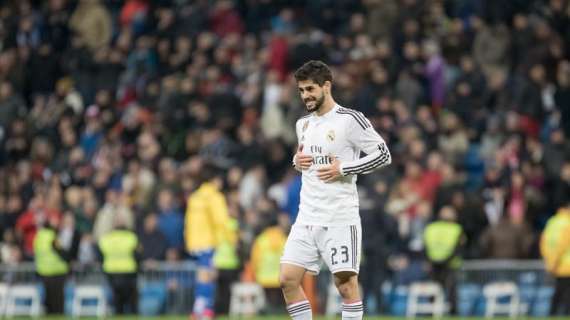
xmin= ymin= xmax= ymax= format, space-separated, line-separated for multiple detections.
xmin=185 ymin=164 xmax=231 ymax=320
xmin=280 ymin=60 xmax=392 ymax=320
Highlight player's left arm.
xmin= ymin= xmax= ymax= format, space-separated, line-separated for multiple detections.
xmin=317 ymin=112 xmax=391 ymax=182
xmin=211 ymin=193 xmax=231 ymax=246
xmin=339 ymin=113 xmax=391 ymax=176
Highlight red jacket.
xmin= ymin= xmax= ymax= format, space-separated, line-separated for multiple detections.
xmin=16 ymin=208 xmax=61 ymax=257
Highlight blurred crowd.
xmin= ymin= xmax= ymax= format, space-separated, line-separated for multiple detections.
xmin=0 ymin=0 xmax=569 ymax=312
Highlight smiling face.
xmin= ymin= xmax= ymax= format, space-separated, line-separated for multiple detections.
xmin=297 ymin=79 xmax=328 ymax=113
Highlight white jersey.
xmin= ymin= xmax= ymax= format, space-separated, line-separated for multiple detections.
xmin=294 ymin=104 xmax=391 ymax=226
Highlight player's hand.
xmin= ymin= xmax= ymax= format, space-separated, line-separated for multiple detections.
xmin=317 ymin=155 xmax=341 ymax=183
xmin=294 ymin=144 xmax=313 ymax=170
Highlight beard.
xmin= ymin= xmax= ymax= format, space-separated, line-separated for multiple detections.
xmin=305 ymin=92 xmax=325 ymax=113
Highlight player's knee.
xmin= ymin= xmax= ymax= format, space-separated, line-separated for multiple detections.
xmin=334 ymin=272 xmax=359 ymax=298
xmin=336 ymin=281 xmax=357 ymax=298
xmin=197 ymin=268 xmax=215 ymax=282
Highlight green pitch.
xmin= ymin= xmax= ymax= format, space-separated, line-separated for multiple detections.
xmin=30 ymin=317 xmax=570 ymax=320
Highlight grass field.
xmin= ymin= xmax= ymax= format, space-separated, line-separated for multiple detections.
xmin=27 ymin=317 xmax=570 ymax=320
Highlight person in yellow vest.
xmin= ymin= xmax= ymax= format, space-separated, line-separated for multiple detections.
xmin=185 ymin=164 xmax=231 ymax=320
xmin=98 ymin=218 xmax=140 ymax=315
xmin=250 ymin=216 xmax=288 ymax=313
xmin=423 ymin=205 xmax=465 ymax=315
xmin=541 ymin=199 xmax=570 ymax=315
xmin=213 ymin=215 xmax=240 ymax=315
xmin=34 ymin=216 xmax=69 ymax=314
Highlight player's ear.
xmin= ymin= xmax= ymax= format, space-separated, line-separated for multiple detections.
xmin=323 ymin=80 xmax=332 ymax=93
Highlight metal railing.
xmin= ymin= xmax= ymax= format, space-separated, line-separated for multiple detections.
xmin=0 ymin=262 xmax=197 ymax=315
xmin=0 ymin=262 xmax=196 ymax=284
xmin=456 ymin=260 xmax=553 ymax=317
xmin=458 ymin=259 xmax=552 ymax=286
xmin=0 ymin=260 xmax=554 ymax=316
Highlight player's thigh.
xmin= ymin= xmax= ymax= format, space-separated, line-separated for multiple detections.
xmin=279 ymin=262 xmax=306 ymax=287
xmin=322 ymin=224 xmax=362 ymax=274
xmin=195 ymin=250 xmax=216 ymax=282
xmin=281 ymin=224 xmax=321 ymax=275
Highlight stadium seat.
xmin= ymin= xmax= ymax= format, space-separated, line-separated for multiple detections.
xmin=138 ymin=282 xmax=167 ymax=316
xmin=379 ymin=281 xmax=393 ymax=314
xmin=406 ymin=282 xmax=446 ymax=318
xmin=229 ymin=282 xmax=265 ymax=316
xmin=518 ymin=271 xmax=538 ymax=287
xmin=72 ymin=284 xmax=108 ymax=318
xmin=483 ymin=282 xmax=520 ymax=318
xmin=457 ymin=283 xmax=481 ymax=316
xmin=64 ymin=283 xmax=74 ymax=315
xmin=5 ymin=284 xmax=42 ymax=318
xmin=390 ymin=285 xmax=408 ymax=316
xmin=531 ymin=286 xmax=554 ymax=317
xmin=518 ymin=285 xmax=535 ymax=315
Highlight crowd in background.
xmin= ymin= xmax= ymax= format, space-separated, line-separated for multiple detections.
xmin=0 ymin=0 xmax=569 ymax=314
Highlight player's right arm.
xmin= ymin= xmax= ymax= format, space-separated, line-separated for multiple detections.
xmin=293 ymin=144 xmax=313 ymax=170
xmin=292 ymin=119 xmax=312 ymax=171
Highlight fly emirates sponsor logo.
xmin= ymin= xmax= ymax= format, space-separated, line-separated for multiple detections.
xmin=309 ymin=145 xmax=333 ymax=165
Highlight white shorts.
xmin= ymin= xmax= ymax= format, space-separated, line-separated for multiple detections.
xmin=280 ymin=223 xmax=362 ymax=275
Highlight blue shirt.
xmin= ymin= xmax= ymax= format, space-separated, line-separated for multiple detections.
xmin=157 ymin=209 xmax=184 ymax=249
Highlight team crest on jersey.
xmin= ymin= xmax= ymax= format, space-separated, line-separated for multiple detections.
xmin=326 ymin=130 xmax=335 ymax=142
xmin=302 ymin=121 xmax=309 ymax=132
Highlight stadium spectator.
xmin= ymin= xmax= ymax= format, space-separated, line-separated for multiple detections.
xmin=93 ymin=188 xmax=134 ymax=241
xmin=250 ymin=215 xmax=287 ymax=313
xmin=359 ymin=177 xmax=398 ymax=314
xmin=0 ymin=81 xmax=26 ymax=130
xmin=139 ymin=213 xmax=167 ymax=263
xmin=16 ymin=193 xmax=61 ymax=258
xmin=69 ymin=0 xmax=112 ymax=52
xmin=33 ymin=215 xmax=69 ymax=314
xmin=479 ymin=214 xmax=535 ymax=259
xmin=0 ymin=0 xmax=568 ymax=315
xmin=424 ymin=206 xmax=465 ymax=315
xmin=98 ymin=218 xmax=140 ymax=315
xmin=156 ymin=188 xmax=184 ymax=251
xmin=213 ymin=210 xmax=240 ymax=315
xmin=57 ymin=212 xmax=80 ymax=261
xmin=541 ymin=198 xmax=570 ymax=315
xmin=184 ymin=164 xmax=230 ymax=319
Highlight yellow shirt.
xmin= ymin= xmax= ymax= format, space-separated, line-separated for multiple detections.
xmin=250 ymin=227 xmax=287 ymax=288
xmin=540 ymin=208 xmax=570 ymax=277
xmin=184 ymin=182 xmax=230 ymax=252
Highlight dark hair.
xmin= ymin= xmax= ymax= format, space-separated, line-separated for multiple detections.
xmin=198 ymin=162 xmax=224 ymax=185
xmin=294 ymin=60 xmax=333 ymax=86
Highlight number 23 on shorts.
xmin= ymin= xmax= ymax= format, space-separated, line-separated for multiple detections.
xmin=330 ymin=245 xmax=349 ymax=265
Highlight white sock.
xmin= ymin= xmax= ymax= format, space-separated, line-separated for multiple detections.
xmin=193 ymin=296 xmax=206 ymax=314
xmin=287 ymin=300 xmax=312 ymax=320
xmin=342 ymin=301 xmax=363 ymax=320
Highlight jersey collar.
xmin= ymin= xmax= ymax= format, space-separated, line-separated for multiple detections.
xmin=314 ymin=104 xmax=339 ymax=119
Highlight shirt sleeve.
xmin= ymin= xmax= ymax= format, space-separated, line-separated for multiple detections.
xmin=339 ymin=112 xmax=391 ymax=175
xmin=211 ymin=192 xmax=230 ymax=246
xmin=551 ymin=223 xmax=570 ymax=271
xmin=291 ymin=119 xmax=304 ymax=172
